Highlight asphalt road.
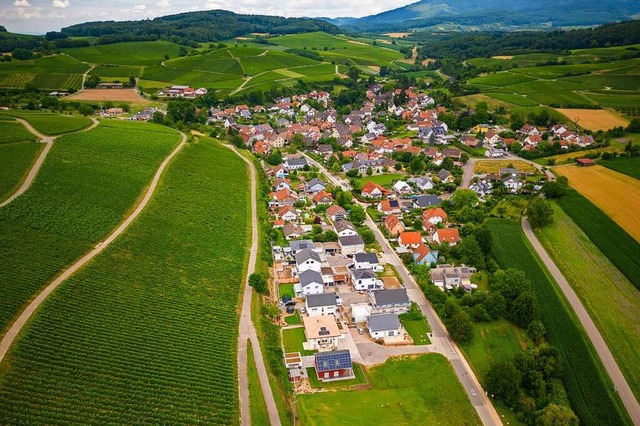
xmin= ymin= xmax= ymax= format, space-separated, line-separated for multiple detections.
xmin=304 ymin=154 xmax=503 ymax=426
xmin=522 ymin=217 xmax=640 ymax=424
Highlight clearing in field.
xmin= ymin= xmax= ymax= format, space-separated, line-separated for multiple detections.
xmin=492 ymin=56 xmax=514 ymax=60
xmin=536 ymin=203 xmax=640 ymax=401
xmin=65 ymin=89 xmax=148 ymax=103
xmin=474 ymin=160 xmax=537 ymax=174
xmin=297 ymin=354 xmax=480 ymax=426
xmin=555 ymin=164 xmax=640 ymax=242
xmin=0 ymin=139 xmax=247 ymax=423
xmin=384 ymin=33 xmax=411 ymax=38
xmin=556 ymin=108 xmax=629 ymax=131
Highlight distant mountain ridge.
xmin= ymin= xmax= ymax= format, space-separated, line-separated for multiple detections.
xmin=61 ymin=10 xmax=342 ymax=44
xmin=346 ymin=0 xmax=640 ymax=30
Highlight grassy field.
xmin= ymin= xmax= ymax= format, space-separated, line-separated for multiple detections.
xmin=247 ymin=340 xmax=269 ymax=426
xmin=306 ymin=363 xmax=368 ymax=389
xmin=0 ymin=142 xmax=42 ymax=203
xmin=555 ymin=164 xmax=640 ymax=242
xmin=62 ymin=41 xmax=182 ymax=66
xmin=490 ymin=197 xmax=528 ymax=219
xmin=474 ymin=160 xmax=537 ymax=174
xmin=556 ymin=190 xmax=640 ymax=290
xmin=297 ymin=354 xmax=481 ymax=426
xmin=535 ymin=203 xmax=640 ymax=401
xmin=401 ymin=318 xmax=431 ymax=345
xmin=0 ymin=139 xmax=248 ymax=423
xmin=282 ymin=327 xmax=315 ymax=356
xmin=599 ymin=156 xmax=640 ymax=180
xmin=1 ymin=111 xmax=93 ymax=135
xmin=354 ymin=173 xmax=405 ymax=188
xmin=533 ymin=146 xmax=619 ymax=166
xmin=487 ymin=219 xmax=630 ymax=425
xmin=0 ymin=120 xmax=180 ymax=333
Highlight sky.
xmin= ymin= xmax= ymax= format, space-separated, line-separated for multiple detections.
xmin=0 ymin=0 xmax=417 ymax=34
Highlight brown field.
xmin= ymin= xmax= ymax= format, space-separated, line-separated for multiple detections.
xmin=384 ymin=32 xmax=411 ymax=38
xmin=376 ymin=39 xmax=392 ymax=45
xmin=556 ymin=108 xmax=630 ymax=131
xmin=455 ymin=93 xmax=517 ymax=110
xmin=492 ymin=55 xmax=514 ymax=60
xmin=555 ymin=164 xmax=640 ymax=242
xmin=65 ymin=89 xmax=148 ymax=103
xmin=475 ymin=160 xmax=538 ymax=175
xmin=348 ymin=40 xmax=369 ymax=46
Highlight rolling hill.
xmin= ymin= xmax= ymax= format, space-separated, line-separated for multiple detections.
xmin=347 ymin=0 xmax=640 ymax=30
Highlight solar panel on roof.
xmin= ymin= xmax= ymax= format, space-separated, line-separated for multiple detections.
xmin=315 ymin=350 xmax=352 ymax=372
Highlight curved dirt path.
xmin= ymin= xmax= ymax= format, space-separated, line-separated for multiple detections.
xmin=0 ymin=117 xmax=99 ymax=208
xmin=224 ymin=145 xmax=281 ymax=426
xmin=522 ymin=217 xmax=640 ymax=424
xmin=0 ymin=131 xmax=186 ymax=364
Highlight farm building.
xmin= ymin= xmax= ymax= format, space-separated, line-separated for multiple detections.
xmin=314 ymin=350 xmax=354 ymax=381
xmin=576 ymin=158 xmax=596 ymax=167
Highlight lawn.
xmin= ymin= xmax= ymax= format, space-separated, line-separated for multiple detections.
xmin=555 ymin=189 xmax=640 ymax=290
xmin=62 ymin=41 xmax=182 ymax=66
xmin=555 ymin=164 xmax=640 ymax=242
xmin=474 ymin=160 xmax=537 ymax=175
xmin=279 ymin=283 xmax=295 ymax=299
xmin=459 ymin=319 xmax=531 ymax=380
xmin=487 ymin=219 xmax=629 ymax=425
xmin=297 ymin=354 xmax=481 ymax=426
xmin=354 ymin=173 xmax=405 ymax=188
xmin=0 ymin=139 xmax=248 ymax=424
xmin=306 ymin=363 xmax=368 ymax=389
xmin=284 ymin=310 xmax=302 ymax=326
xmin=535 ymin=203 xmax=640 ymax=401
xmin=0 ymin=120 xmax=181 ymax=332
xmin=0 ymin=142 xmax=42 ymax=203
xmin=282 ymin=327 xmax=315 ymax=356
xmin=490 ymin=197 xmax=529 ymax=219
xmin=401 ymin=318 xmax=431 ymax=345
xmin=1 ymin=111 xmax=93 ymax=135
xmin=599 ymin=156 xmax=640 ymax=180
xmin=248 ymin=340 xmax=269 ymax=426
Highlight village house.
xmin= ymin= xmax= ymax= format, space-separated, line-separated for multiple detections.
xmin=326 ymin=205 xmax=348 ymax=222
xmin=430 ymin=264 xmax=474 ymax=291
xmin=277 ymin=205 xmax=299 ymax=222
xmin=413 ymin=243 xmax=439 ymax=265
xmin=361 ymin=181 xmax=389 ymax=198
xmin=392 ymin=180 xmax=412 ymax=195
xmin=313 ymin=190 xmax=334 ymax=206
xmin=305 ymin=293 xmax=338 ymax=317
xmin=353 ymin=252 xmax=383 ymax=272
xmin=296 ymin=270 xmax=324 ymax=296
xmin=378 ymin=199 xmax=402 ymax=215
xmin=305 ymin=178 xmax=327 ymax=194
xmin=314 ymin=350 xmax=354 ymax=381
xmin=409 ymin=176 xmax=434 ymax=192
xmin=413 ymin=195 xmax=441 ymax=209
xmin=370 ymin=288 xmax=411 ymax=315
xmin=302 ymin=315 xmax=344 ymax=351
xmin=334 ymin=220 xmax=358 ymax=238
xmin=296 ymin=249 xmax=322 ymax=273
xmin=283 ymin=222 xmax=304 ymax=240
xmin=433 ymin=228 xmax=460 ymax=245
xmin=437 ymin=169 xmax=455 ymax=183
xmin=398 ymin=231 xmax=423 ymax=250
xmin=284 ymin=157 xmax=308 ymax=171
xmin=384 ymin=214 xmax=405 ymax=237
xmin=367 ymin=314 xmax=403 ymax=340
xmin=339 ymin=235 xmax=365 ymax=256
xmin=502 ymin=175 xmax=522 ymax=193
xmin=422 ymin=207 xmax=448 ymax=227
xmin=351 ymin=269 xmax=382 ymax=291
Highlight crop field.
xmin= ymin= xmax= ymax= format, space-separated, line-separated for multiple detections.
xmin=599 ymin=157 xmax=640 ymax=180
xmin=535 ymin=203 xmax=640 ymax=401
xmin=555 ymin=108 xmax=629 ymax=131
xmin=0 ymin=120 xmax=180 ymax=332
xmin=0 ymin=142 xmax=42 ymax=203
xmin=487 ymin=219 xmax=629 ymax=425
xmin=527 ymin=91 xmax=598 ymax=107
xmin=0 ymin=54 xmax=89 ymax=90
xmin=0 ymin=120 xmax=37 ymax=144
xmin=484 ymin=92 xmax=539 ymax=106
xmin=455 ymin=93 xmax=520 ymax=110
xmin=474 ymin=160 xmax=537 ymax=174
xmin=0 ymin=139 xmax=248 ymax=424
xmin=62 ymin=41 xmax=182 ymax=66
xmin=556 ymin=190 xmax=640 ymax=290
xmin=1 ymin=112 xmax=92 ymax=135
xmin=297 ymin=354 xmax=480 ymax=425
xmin=469 ymin=72 xmax=536 ymax=87
xmin=555 ymin=165 xmax=640 ymax=242
xmin=533 ymin=146 xmax=619 ymax=166
xmin=90 ymin=65 xmax=142 ymax=78
xmin=65 ymin=88 xmax=147 ymax=103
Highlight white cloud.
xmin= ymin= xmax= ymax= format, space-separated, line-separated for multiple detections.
xmin=13 ymin=0 xmax=32 ymax=7
xmin=52 ymin=0 xmax=70 ymax=8
xmin=134 ymin=4 xmax=147 ymax=10
xmin=156 ymin=0 xmax=170 ymax=8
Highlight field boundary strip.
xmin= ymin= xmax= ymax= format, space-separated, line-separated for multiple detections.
xmin=0 ymin=131 xmax=187 ymax=364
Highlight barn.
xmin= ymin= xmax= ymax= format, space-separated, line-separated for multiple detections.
xmin=314 ymin=350 xmax=354 ymax=381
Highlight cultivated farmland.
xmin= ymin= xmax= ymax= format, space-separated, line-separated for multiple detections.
xmin=65 ymin=89 xmax=147 ymax=103
xmin=0 ymin=139 xmax=248 ymax=424
xmin=599 ymin=157 xmax=640 ymax=180
xmin=556 ymin=190 xmax=640 ymax=290
xmin=535 ymin=203 xmax=640 ymax=401
xmin=0 ymin=120 xmax=181 ymax=332
xmin=487 ymin=219 xmax=630 ymax=425
xmin=555 ymin=165 xmax=640 ymax=242
xmin=1 ymin=111 xmax=93 ymax=135
xmin=0 ymin=120 xmax=37 ymax=144
xmin=555 ymin=108 xmax=629 ymax=131
xmin=62 ymin=41 xmax=182 ymax=66
xmin=0 ymin=54 xmax=89 ymax=90
xmin=297 ymin=354 xmax=481 ymax=426
xmin=0 ymin=120 xmax=41 ymax=203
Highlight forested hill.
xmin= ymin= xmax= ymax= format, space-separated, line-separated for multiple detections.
xmin=60 ymin=10 xmax=342 ymax=46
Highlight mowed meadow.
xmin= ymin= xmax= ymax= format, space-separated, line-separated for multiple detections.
xmin=0 ymin=120 xmax=181 ymax=332
xmin=0 ymin=139 xmax=249 ymax=423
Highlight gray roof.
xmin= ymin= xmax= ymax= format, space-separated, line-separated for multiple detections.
xmin=286 ymin=158 xmax=308 ymax=166
xmin=353 ymin=269 xmax=376 ymax=280
xmin=334 ymin=220 xmax=356 ymax=233
xmin=414 ymin=195 xmax=441 ymax=208
xmin=368 ymin=314 xmax=401 ymax=332
xmin=354 ymin=252 xmax=378 ymax=264
xmin=306 ymin=178 xmax=326 ymax=188
xmin=299 ymin=270 xmax=323 ymax=288
xmin=289 ymin=240 xmax=315 ymax=253
xmin=372 ymin=288 xmax=410 ymax=306
xmin=296 ymin=249 xmax=321 ymax=265
xmin=339 ymin=235 xmax=365 ymax=247
xmin=437 ymin=169 xmax=452 ymax=180
xmin=500 ymin=168 xmax=518 ymax=176
xmin=306 ymin=293 xmax=338 ymax=308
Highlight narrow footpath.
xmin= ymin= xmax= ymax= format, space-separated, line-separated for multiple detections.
xmin=0 ymin=131 xmax=187 ymax=364
xmin=304 ymin=154 xmax=502 ymax=426
xmin=0 ymin=117 xmax=99 ymax=208
xmin=225 ymin=145 xmax=281 ymax=426
xmin=522 ymin=217 xmax=640 ymax=424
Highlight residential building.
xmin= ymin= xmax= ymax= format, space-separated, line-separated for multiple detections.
xmin=353 ymin=252 xmax=382 ymax=272
xmin=296 ymin=270 xmax=324 ymax=296
xmin=429 ymin=264 xmax=474 ymax=290
xmin=413 ymin=243 xmax=438 ymax=265
xmin=433 ymin=228 xmax=460 ymax=245
xmin=339 ymin=235 xmax=365 ymax=256
xmin=305 ymin=293 xmax=338 ymax=317
xmin=370 ymin=288 xmax=411 ymax=315
xmin=367 ymin=314 xmax=402 ymax=339
xmin=296 ymin=249 xmax=322 ymax=273
xmin=326 ymin=205 xmax=348 ymax=222
xmin=303 ymin=315 xmax=343 ymax=351
xmin=351 ymin=269 xmax=382 ymax=291
xmin=398 ymin=231 xmax=423 ymax=250
xmin=314 ymin=350 xmax=354 ymax=381
xmin=384 ymin=214 xmax=405 ymax=237
xmin=334 ymin=220 xmax=358 ymax=237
